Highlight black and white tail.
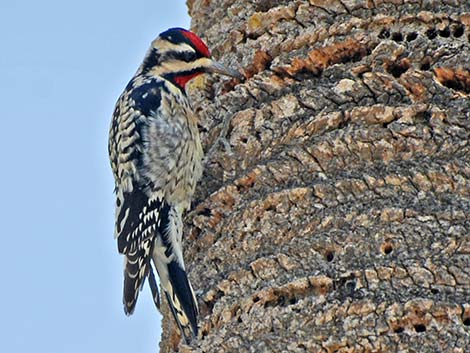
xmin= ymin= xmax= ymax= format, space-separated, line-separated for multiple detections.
xmin=152 ymin=203 xmax=199 ymax=341
xmin=115 ymin=188 xmax=164 ymax=315
xmin=122 ymin=243 xmax=152 ymax=315
xmin=115 ymin=186 xmax=198 ymax=340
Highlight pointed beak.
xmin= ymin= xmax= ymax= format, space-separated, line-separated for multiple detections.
xmin=207 ymin=60 xmax=244 ymax=80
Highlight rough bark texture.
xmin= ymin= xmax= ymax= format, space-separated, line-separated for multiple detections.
xmin=161 ymin=1 xmax=470 ymax=352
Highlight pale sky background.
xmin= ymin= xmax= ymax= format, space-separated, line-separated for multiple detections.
xmin=0 ymin=1 xmax=190 ymax=352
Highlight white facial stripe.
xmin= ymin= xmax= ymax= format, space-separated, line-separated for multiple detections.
xmin=150 ymin=57 xmax=212 ymax=76
xmin=152 ymin=39 xmax=195 ymax=55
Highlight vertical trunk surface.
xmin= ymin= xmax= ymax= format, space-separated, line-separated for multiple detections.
xmin=161 ymin=1 xmax=470 ymax=352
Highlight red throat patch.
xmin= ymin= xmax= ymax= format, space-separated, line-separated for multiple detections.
xmin=181 ymin=30 xmax=211 ymax=58
xmin=174 ymin=72 xmax=203 ymax=89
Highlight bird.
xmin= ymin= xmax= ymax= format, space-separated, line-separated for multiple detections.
xmin=108 ymin=27 xmax=242 ymax=341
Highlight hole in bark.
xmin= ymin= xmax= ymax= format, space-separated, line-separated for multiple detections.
xmin=439 ymin=27 xmax=451 ymax=38
xmin=382 ymin=242 xmax=393 ymax=254
xmin=237 ymin=316 xmax=243 ymax=323
xmin=426 ymin=28 xmax=437 ymax=39
xmin=254 ymin=0 xmax=279 ymax=12
xmin=336 ymin=274 xmax=357 ymax=293
xmin=241 ymin=137 xmax=248 ymax=143
xmin=345 ymin=279 xmax=356 ymax=292
xmin=271 ymin=295 xmax=287 ymax=307
xmin=351 ymin=51 xmax=363 ymax=62
xmin=325 ymin=251 xmax=335 ymax=262
xmin=452 ymin=24 xmax=465 ymax=37
xmin=198 ymin=207 xmax=211 ymax=216
xmin=463 ymin=318 xmax=470 ymax=326
xmin=431 ymin=288 xmax=439 ymax=294
xmin=299 ymin=67 xmax=322 ymax=78
xmin=394 ymin=326 xmax=404 ymax=334
xmin=378 ymin=28 xmax=390 ymax=39
xmin=417 ymin=110 xmax=432 ymax=122
xmin=385 ymin=59 xmax=410 ymax=78
xmin=246 ymin=32 xmax=260 ymax=40
xmin=414 ymin=324 xmax=426 ymax=332
xmin=420 ymin=61 xmax=431 ymax=71
xmin=262 ymin=286 xmax=315 ymax=309
xmin=434 ymin=67 xmax=470 ymax=93
xmin=406 ymin=32 xmax=418 ymax=41
xmin=267 ymin=293 xmax=300 ymax=308
xmin=265 ymin=204 xmax=275 ymax=212
xmin=253 ymin=295 xmax=260 ymax=303
xmin=391 ymin=32 xmax=403 ymax=42
xmin=213 ymin=257 xmax=222 ymax=268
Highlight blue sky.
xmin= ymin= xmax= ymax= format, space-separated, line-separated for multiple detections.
xmin=0 ymin=1 xmax=189 ymax=352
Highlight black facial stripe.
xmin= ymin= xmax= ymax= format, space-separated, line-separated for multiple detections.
xmin=141 ymin=48 xmax=161 ymax=74
xmin=162 ymin=68 xmax=204 ymax=81
xmin=163 ymin=50 xmax=199 ymax=63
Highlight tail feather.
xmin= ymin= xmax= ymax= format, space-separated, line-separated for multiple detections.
xmin=159 ymin=261 xmax=198 ymax=343
xmin=153 ymin=243 xmax=199 ymax=340
xmin=164 ymin=291 xmax=190 ymax=343
xmin=123 ymin=240 xmax=152 ymax=315
xmin=153 ymin=202 xmax=199 ymax=340
xmin=148 ymin=263 xmax=161 ymax=311
xmin=166 ymin=260 xmax=199 ymax=336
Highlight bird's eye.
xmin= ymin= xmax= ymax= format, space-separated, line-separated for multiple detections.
xmin=181 ymin=51 xmax=197 ymax=62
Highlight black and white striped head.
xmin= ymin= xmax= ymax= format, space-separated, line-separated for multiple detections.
xmin=140 ymin=27 xmax=242 ymax=89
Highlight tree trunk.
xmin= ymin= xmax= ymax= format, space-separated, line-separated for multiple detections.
xmin=161 ymin=1 xmax=470 ymax=352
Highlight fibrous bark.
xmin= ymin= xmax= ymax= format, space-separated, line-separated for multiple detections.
xmin=161 ymin=1 xmax=470 ymax=352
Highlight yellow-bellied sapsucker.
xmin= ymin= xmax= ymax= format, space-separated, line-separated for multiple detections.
xmin=108 ymin=28 xmax=242 ymax=341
